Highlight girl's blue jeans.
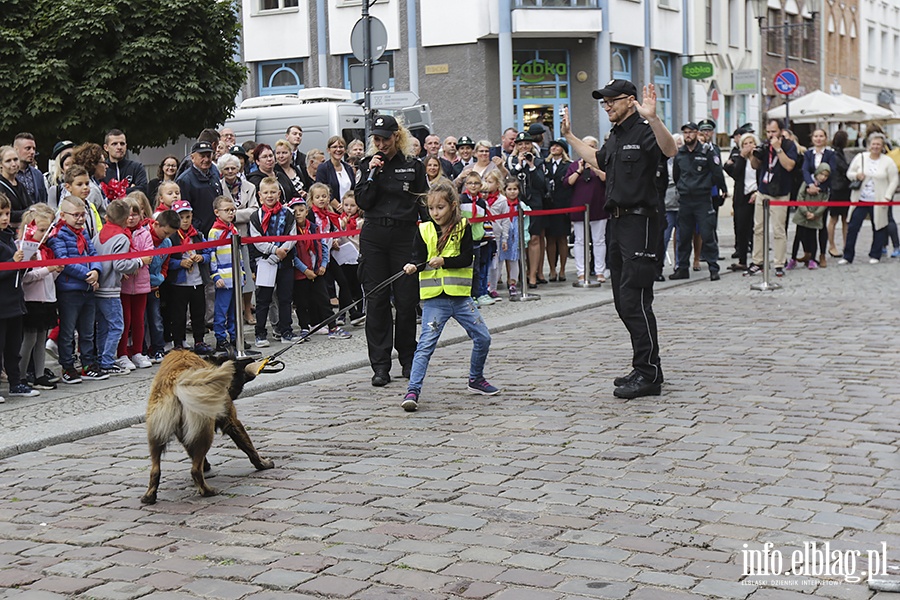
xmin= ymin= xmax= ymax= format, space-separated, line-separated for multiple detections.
xmin=408 ymin=296 xmax=491 ymax=394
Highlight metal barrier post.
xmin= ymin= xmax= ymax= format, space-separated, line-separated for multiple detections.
xmin=751 ymin=197 xmax=781 ymax=291
xmin=511 ymin=201 xmax=539 ymax=302
xmin=231 ymin=233 xmax=250 ymax=357
xmin=573 ymin=204 xmax=601 ymax=288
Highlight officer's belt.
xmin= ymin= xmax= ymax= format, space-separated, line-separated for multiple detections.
xmin=608 ymin=206 xmax=656 ymax=219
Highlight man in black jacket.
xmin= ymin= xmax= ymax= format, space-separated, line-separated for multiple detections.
xmin=103 ymin=129 xmax=148 ymax=196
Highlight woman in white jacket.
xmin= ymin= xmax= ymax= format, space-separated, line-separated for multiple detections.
xmin=218 ymin=153 xmax=260 ymax=324
xmin=839 ymin=133 xmax=899 ymax=264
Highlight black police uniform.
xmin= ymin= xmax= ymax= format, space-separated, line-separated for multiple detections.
xmin=355 ymin=151 xmax=429 ymax=378
xmin=596 ymin=111 xmax=663 ymax=385
xmin=672 ymin=141 xmax=726 ymax=274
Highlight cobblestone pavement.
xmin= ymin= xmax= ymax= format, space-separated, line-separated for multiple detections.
xmin=1 ymin=223 xmax=899 ymax=599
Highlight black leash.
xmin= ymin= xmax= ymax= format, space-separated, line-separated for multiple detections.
xmin=255 ymin=263 xmax=425 ymax=374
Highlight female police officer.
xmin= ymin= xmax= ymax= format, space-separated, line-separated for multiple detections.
xmin=355 ymin=116 xmax=429 ymax=386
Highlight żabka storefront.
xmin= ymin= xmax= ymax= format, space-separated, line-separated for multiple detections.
xmin=512 ymin=49 xmax=570 ymax=144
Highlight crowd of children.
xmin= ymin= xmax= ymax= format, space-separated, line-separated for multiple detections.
xmin=0 ymin=162 xmax=366 ymax=403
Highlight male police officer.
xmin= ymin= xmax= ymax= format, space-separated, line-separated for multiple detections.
xmin=669 ymin=122 xmax=727 ymax=280
xmin=561 ymin=80 xmax=676 ymax=399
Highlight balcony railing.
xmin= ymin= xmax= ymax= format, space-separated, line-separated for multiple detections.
xmin=514 ymin=0 xmax=599 ymax=8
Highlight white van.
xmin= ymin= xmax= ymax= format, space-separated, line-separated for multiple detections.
xmin=224 ymin=87 xmax=433 ymax=153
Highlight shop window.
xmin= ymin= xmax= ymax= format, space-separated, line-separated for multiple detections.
xmin=511 ymin=49 xmax=570 ymax=137
xmin=652 ymin=53 xmax=673 ymax=131
xmin=258 ymin=60 xmax=304 ymax=95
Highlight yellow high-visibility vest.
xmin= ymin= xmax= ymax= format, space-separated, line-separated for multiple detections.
xmin=418 ymin=219 xmax=472 ymax=299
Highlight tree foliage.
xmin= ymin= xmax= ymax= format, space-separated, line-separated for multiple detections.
xmin=0 ymin=0 xmax=246 ymax=151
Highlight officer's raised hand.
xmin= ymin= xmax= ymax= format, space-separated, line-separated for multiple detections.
xmin=636 ymin=84 xmax=659 ymax=121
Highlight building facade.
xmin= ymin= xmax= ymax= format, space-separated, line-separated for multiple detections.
xmin=238 ymin=0 xmax=686 ymax=144
xmin=858 ymin=0 xmax=900 ymax=114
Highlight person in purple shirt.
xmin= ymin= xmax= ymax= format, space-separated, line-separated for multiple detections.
xmin=563 ymin=135 xmax=609 ymax=284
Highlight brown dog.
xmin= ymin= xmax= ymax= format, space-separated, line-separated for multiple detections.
xmin=141 ymin=350 xmax=274 ymax=504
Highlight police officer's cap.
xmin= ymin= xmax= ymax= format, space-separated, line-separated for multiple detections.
xmin=681 ymin=122 xmax=699 ymax=132
xmin=229 ymin=144 xmax=248 ymax=158
xmin=515 ymin=132 xmax=534 ymax=143
xmin=698 ymin=119 xmax=716 ymax=131
xmin=549 ymin=138 xmax=569 ymax=153
xmin=371 ymin=115 xmax=399 ymax=138
xmin=592 ymin=79 xmax=638 ymax=100
xmin=457 ymin=136 xmax=475 ymax=148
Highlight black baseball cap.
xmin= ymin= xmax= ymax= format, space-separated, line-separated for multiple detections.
xmin=592 ymin=79 xmax=638 ymax=99
xmin=191 ymin=141 xmax=214 ymax=154
xmin=371 ymin=115 xmax=399 ymax=138
xmin=51 ymin=140 xmax=74 ymax=160
xmin=681 ymin=122 xmax=699 ymax=132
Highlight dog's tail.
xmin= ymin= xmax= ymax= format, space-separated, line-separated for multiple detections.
xmin=173 ymin=361 xmax=235 ymax=445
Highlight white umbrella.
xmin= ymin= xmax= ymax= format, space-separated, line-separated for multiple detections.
xmin=766 ymin=90 xmax=896 ymax=123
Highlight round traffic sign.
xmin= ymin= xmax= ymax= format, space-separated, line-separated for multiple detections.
xmin=710 ymin=88 xmax=721 ymax=122
xmin=773 ymin=69 xmax=799 ymax=96
xmin=351 ymin=16 xmax=388 ymax=62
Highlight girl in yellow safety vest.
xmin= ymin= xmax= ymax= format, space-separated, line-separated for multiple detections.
xmin=400 ymin=182 xmax=500 ymax=413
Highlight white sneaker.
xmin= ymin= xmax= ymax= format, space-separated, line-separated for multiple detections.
xmin=477 ymin=294 xmax=496 ymax=306
xmin=837 ymin=258 xmax=849 ymax=265
xmin=131 ymin=354 xmax=153 ymax=369
xmin=869 ymin=258 xmax=880 ymax=264
xmin=116 ymin=356 xmax=136 ymax=371
xmin=45 ymin=338 xmax=58 ymax=359
xmin=163 ymin=341 xmax=174 ymax=352
xmin=0 ymin=395 xmax=5 ymax=404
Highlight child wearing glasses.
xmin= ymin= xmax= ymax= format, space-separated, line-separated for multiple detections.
xmin=47 ymin=166 xmax=105 ymax=384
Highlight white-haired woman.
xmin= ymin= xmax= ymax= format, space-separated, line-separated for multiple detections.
xmin=218 ymin=153 xmax=260 ymax=324
xmin=839 ymin=132 xmax=899 ymax=264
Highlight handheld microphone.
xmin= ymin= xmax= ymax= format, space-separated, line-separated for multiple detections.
xmin=367 ymin=152 xmax=386 ymax=182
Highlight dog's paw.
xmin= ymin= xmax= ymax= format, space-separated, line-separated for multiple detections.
xmin=200 ymin=487 xmax=218 ymax=497
xmin=140 ymin=494 xmax=157 ymax=505
xmin=256 ymin=458 xmax=275 ymax=470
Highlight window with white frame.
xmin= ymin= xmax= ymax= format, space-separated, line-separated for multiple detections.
xmin=868 ymin=26 xmax=877 ymax=68
xmin=729 ymin=0 xmax=740 ymax=46
xmin=258 ymin=60 xmax=305 ymax=95
xmin=259 ymin=0 xmax=298 ymax=11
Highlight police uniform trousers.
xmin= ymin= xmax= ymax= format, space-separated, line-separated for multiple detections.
xmin=675 ymin=193 xmax=720 ymax=273
xmin=608 ymin=212 xmax=663 ymax=384
xmin=359 ymin=220 xmax=419 ymax=373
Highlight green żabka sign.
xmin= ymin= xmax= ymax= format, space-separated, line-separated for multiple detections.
xmin=682 ymin=62 xmax=714 ymax=80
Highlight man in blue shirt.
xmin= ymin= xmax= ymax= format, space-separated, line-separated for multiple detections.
xmin=747 ymin=119 xmax=798 ymax=277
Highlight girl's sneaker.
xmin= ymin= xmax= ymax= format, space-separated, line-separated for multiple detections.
xmin=807 ymin=259 xmax=819 ymax=270
xmin=488 ymin=289 xmax=501 ymax=300
xmin=892 ymin=248 xmax=900 ymax=258
xmin=149 ymin=351 xmax=166 ymax=364
xmin=508 ymin=284 xmax=518 ymax=298
xmin=785 ymin=259 xmax=797 ymax=270
xmin=467 ymin=377 xmax=500 ymax=396
xmin=401 ymin=391 xmax=419 ymax=412
xmin=43 ymin=368 xmax=60 ymax=384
